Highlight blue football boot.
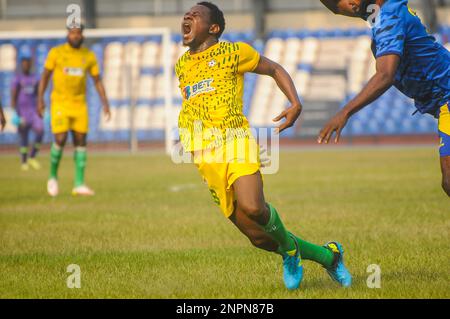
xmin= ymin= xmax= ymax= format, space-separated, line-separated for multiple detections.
xmin=323 ymin=241 xmax=352 ymax=287
xmin=282 ymin=236 xmax=303 ymax=290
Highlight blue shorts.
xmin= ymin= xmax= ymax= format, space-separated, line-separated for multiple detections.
xmin=438 ymin=103 xmax=450 ymax=157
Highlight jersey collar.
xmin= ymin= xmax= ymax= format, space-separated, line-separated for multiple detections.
xmin=64 ymin=42 xmax=82 ymax=52
xmin=188 ymin=42 xmax=221 ymax=60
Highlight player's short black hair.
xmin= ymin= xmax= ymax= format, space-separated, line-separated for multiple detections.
xmin=197 ymin=2 xmax=225 ymax=39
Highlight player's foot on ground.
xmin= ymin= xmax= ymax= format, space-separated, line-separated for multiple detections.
xmin=323 ymin=241 xmax=352 ymax=287
xmin=72 ymin=185 xmax=95 ymax=196
xmin=282 ymin=235 xmax=303 ymax=290
xmin=21 ymin=163 xmax=29 ymax=171
xmin=47 ymin=178 xmax=59 ymax=197
xmin=28 ymin=158 xmax=41 ymax=170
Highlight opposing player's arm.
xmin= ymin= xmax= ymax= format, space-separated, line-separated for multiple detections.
xmin=252 ymin=56 xmax=303 ymax=133
xmin=91 ymin=74 xmax=111 ymax=121
xmin=37 ymin=68 xmax=52 ymax=118
xmin=318 ymin=54 xmax=400 ymax=144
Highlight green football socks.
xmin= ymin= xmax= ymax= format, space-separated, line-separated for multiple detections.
xmin=49 ymin=143 xmax=63 ymax=179
xmin=264 ymin=203 xmax=335 ymax=268
xmin=74 ymin=147 xmax=87 ymax=187
xmin=263 ymin=203 xmax=297 ymax=256
xmin=289 ymin=233 xmax=335 ymax=268
xmin=49 ymin=144 xmax=88 ymax=187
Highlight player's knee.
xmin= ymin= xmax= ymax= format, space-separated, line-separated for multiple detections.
xmin=73 ymin=135 xmax=87 ymax=147
xmin=239 ymin=201 xmax=266 ymax=221
xmin=54 ymin=140 xmax=65 ymax=148
xmin=54 ymin=137 xmax=66 ymax=148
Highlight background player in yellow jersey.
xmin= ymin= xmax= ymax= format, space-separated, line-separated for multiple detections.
xmin=177 ymin=2 xmax=352 ymax=290
xmin=38 ymin=24 xmax=111 ymax=197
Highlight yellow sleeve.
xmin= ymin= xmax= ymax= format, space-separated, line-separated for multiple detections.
xmin=44 ymin=47 xmax=57 ymax=71
xmin=237 ymin=42 xmax=260 ymax=74
xmin=89 ymin=52 xmax=100 ymax=77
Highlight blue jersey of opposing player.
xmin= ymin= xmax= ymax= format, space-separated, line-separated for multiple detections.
xmin=370 ymin=0 xmax=450 ymax=117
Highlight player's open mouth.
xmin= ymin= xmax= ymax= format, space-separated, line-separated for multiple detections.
xmin=182 ymin=22 xmax=192 ymax=37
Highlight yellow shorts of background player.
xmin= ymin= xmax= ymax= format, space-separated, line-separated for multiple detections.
xmin=51 ymin=103 xmax=89 ymax=134
xmin=194 ymin=137 xmax=261 ymax=218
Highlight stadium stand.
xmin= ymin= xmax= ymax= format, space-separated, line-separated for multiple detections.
xmin=0 ymin=26 xmax=448 ymax=145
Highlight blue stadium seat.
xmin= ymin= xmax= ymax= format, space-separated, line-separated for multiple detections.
xmin=349 ymin=119 xmax=365 ymax=135
xmin=382 ymin=119 xmax=397 ymax=134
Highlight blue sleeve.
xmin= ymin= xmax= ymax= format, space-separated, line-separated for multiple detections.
xmin=373 ymin=12 xmax=405 ymax=58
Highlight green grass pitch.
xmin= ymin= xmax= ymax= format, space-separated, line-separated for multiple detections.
xmin=0 ymin=146 xmax=449 ymax=298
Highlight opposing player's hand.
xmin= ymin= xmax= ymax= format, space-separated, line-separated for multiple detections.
xmin=37 ymin=100 xmax=46 ymax=118
xmin=103 ymin=105 xmax=111 ymax=122
xmin=318 ymin=111 xmax=349 ymax=144
xmin=272 ymin=104 xmax=302 ymax=133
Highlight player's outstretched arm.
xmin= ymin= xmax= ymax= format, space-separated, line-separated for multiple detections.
xmin=92 ymin=75 xmax=111 ymax=121
xmin=37 ymin=68 xmax=52 ymax=118
xmin=252 ymin=56 xmax=303 ymax=133
xmin=318 ymin=54 xmax=400 ymax=144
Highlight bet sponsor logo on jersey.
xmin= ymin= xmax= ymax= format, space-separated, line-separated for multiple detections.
xmin=63 ymin=67 xmax=84 ymax=77
xmin=183 ymin=78 xmax=215 ymax=100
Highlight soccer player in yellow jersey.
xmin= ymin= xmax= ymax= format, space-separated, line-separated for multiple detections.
xmin=38 ymin=24 xmax=111 ymax=197
xmin=177 ymin=2 xmax=352 ymax=290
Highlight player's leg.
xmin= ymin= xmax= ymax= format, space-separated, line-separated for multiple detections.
xmin=28 ymin=114 xmax=44 ymax=170
xmin=47 ymin=131 xmax=67 ymax=196
xmin=438 ymin=103 xmax=450 ymax=197
xmin=233 ymin=171 xmax=335 ymax=263
xmin=232 ymin=171 xmax=303 ymax=289
xmin=195 ymin=157 xmax=301 ymax=288
xmin=50 ymin=132 xmax=67 ymax=179
xmin=71 ymin=130 xmax=94 ymax=195
xmin=229 ymin=206 xmax=279 ymax=252
xmin=233 ymin=171 xmax=351 ymax=287
xmin=47 ymin=105 xmax=69 ymax=196
xmin=18 ymin=123 xmax=30 ymax=170
xmin=70 ymin=104 xmax=94 ymax=195
xmin=72 ymin=130 xmax=87 ymax=189
xmin=232 ymin=172 xmax=297 ymax=255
